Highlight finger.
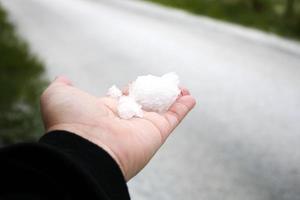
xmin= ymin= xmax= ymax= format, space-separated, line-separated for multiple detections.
xmin=122 ymin=82 xmax=132 ymax=96
xmin=179 ymin=86 xmax=190 ymax=96
xmin=177 ymin=86 xmax=191 ymax=98
xmin=122 ymin=85 xmax=129 ymax=96
xmin=52 ymin=76 xmax=73 ymax=86
xmin=163 ymin=95 xmax=196 ymax=133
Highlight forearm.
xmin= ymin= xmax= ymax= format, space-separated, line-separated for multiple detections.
xmin=0 ymin=131 xmax=130 ymax=200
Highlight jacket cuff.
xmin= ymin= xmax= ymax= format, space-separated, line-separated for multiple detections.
xmin=39 ymin=130 xmax=130 ymax=200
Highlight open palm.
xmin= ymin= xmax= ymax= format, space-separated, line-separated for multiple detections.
xmin=41 ymin=76 xmax=196 ymax=180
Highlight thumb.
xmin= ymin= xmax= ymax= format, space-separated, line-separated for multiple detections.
xmin=52 ymin=76 xmax=73 ymax=86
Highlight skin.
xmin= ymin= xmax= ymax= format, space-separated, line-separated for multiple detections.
xmin=40 ymin=76 xmax=196 ymax=181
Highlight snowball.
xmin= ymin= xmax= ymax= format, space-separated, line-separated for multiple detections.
xmin=117 ymin=96 xmax=143 ymax=119
xmin=107 ymin=72 xmax=180 ymax=119
xmin=129 ymin=72 xmax=180 ymax=112
xmin=107 ymin=85 xmax=122 ymax=98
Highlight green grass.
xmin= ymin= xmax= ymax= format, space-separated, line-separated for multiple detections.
xmin=0 ymin=4 xmax=48 ymax=145
xmin=145 ymin=0 xmax=300 ymax=40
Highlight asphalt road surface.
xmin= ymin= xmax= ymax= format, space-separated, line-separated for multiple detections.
xmin=2 ymin=0 xmax=300 ymax=199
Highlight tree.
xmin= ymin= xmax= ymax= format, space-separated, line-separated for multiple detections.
xmin=251 ymin=0 xmax=265 ymax=12
xmin=0 ymin=4 xmax=47 ymax=145
xmin=285 ymin=0 xmax=295 ymax=18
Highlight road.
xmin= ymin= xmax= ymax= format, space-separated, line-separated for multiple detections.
xmin=2 ymin=0 xmax=300 ymax=199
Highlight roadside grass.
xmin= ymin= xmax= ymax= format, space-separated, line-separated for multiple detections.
xmin=0 ymin=4 xmax=48 ymax=145
xmin=145 ymin=0 xmax=300 ymax=40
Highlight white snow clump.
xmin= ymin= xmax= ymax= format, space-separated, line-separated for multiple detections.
xmin=107 ymin=85 xmax=122 ymax=98
xmin=117 ymin=96 xmax=143 ymax=119
xmin=107 ymin=72 xmax=180 ymax=119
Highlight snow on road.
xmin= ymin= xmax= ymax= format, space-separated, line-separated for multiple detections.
xmin=2 ymin=0 xmax=300 ymax=199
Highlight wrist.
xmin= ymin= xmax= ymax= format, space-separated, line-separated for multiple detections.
xmin=45 ymin=123 xmax=128 ymax=181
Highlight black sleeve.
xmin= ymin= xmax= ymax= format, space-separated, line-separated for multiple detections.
xmin=0 ymin=131 xmax=130 ymax=200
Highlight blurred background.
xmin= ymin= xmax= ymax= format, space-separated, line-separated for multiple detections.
xmin=0 ymin=0 xmax=300 ymax=199
xmin=0 ymin=5 xmax=46 ymax=145
xmin=148 ymin=0 xmax=300 ymax=39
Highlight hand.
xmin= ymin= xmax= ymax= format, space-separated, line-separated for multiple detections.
xmin=40 ymin=76 xmax=196 ymax=181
